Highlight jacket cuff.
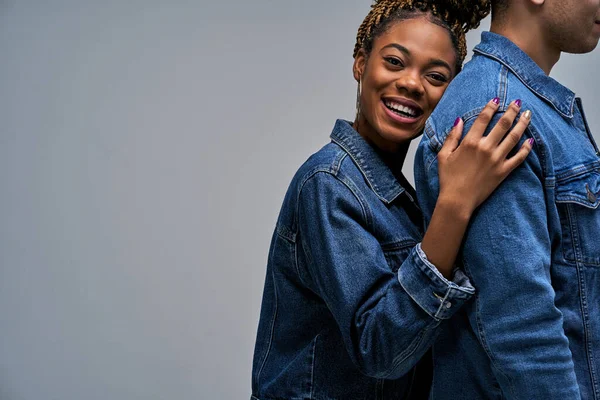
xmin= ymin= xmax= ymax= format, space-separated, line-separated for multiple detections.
xmin=397 ymin=243 xmax=475 ymax=320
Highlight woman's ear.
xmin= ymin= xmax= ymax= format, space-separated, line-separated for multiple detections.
xmin=353 ymin=49 xmax=366 ymax=82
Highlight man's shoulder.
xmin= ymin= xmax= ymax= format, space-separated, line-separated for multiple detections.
xmin=423 ymin=55 xmax=543 ymax=150
xmin=430 ymin=57 xmax=504 ymax=127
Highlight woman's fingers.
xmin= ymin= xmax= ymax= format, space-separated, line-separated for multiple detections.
xmin=485 ymin=100 xmax=522 ymax=146
xmin=440 ymin=117 xmax=463 ymax=155
xmin=462 ymin=97 xmax=501 ymax=142
xmin=503 ymin=137 xmax=535 ymax=175
xmin=496 ymin=109 xmax=532 ymax=157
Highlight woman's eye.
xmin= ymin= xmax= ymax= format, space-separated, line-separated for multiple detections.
xmin=385 ymin=57 xmax=403 ymax=67
xmin=429 ymin=73 xmax=448 ymax=83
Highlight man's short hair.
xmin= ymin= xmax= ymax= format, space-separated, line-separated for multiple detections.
xmin=492 ymin=0 xmax=509 ymax=20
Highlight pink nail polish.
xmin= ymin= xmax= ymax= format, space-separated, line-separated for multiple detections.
xmin=528 ymin=138 xmax=535 ymax=146
xmin=492 ymin=97 xmax=500 ymax=105
xmin=515 ymin=99 xmax=522 ymax=107
xmin=453 ymin=117 xmax=461 ymax=127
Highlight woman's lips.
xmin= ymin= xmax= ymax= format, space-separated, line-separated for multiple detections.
xmin=381 ymin=100 xmax=422 ymax=125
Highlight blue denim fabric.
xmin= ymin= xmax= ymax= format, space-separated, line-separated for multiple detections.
xmin=415 ymin=32 xmax=600 ymax=400
xmin=252 ymin=120 xmax=475 ymax=400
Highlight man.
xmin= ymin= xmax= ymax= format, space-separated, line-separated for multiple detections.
xmin=415 ymin=0 xmax=600 ymax=398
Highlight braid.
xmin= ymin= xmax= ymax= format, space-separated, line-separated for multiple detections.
xmin=354 ymin=0 xmax=492 ymax=69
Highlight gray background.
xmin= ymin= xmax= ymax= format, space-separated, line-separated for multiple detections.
xmin=1 ymin=1 xmax=598 ymax=399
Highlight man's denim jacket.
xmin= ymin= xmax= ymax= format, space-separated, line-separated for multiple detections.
xmin=251 ymin=120 xmax=475 ymax=400
xmin=415 ymin=32 xmax=600 ymax=399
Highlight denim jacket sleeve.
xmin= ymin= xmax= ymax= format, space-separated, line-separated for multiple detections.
xmin=415 ymin=119 xmax=580 ymax=399
xmin=296 ymin=171 xmax=474 ymax=380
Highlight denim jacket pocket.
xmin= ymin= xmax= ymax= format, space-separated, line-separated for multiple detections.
xmin=556 ymin=169 xmax=600 ymax=266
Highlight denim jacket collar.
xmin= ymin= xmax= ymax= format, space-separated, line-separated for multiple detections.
xmin=473 ymin=31 xmax=575 ymax=118
xmin=330 ymin=119 xmax=405 ymax=204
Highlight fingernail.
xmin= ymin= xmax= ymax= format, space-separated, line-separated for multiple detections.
xmin=528 ymin=138 xmax=535 ymax=146
xmin=453 ymin=117 xmax=461 ymax=127
xmin=523 ymin=110 xmax=532 ymax=119
xmin=492 ymin=97 xmax=500 ymax=105
xmin=515 ymin=99 xmax=522 ymax=107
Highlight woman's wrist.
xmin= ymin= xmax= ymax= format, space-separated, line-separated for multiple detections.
xmin=436 ymin=192 xmax=475 ymax=223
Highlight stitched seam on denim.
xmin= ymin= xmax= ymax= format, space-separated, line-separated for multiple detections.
xmin=446 ymin=285 xmax=475 ymax=298
xmin=576 ymin=260 xmax=600 ymax=400
xmin=555 ymin=162 xmax=600 ymax=182
xmin=294 ymin=170 xmax=370 ymax=287
xmin=562 ymin=203 xmax=600 ymax=266
xmin=556 ymin=197 xmax=600 ymax=210
xmin=255 ymin=246 xmax=280 ymax=390
xmin=386 ymin=319 xmax=438 ymax=379
xmin=290 ymin=143 xmax=346 ymax=231
xmin=566 ymin=201 xmax=600 ymax=266
xmin=332 ymin=136 xmax=384 ymax=203
xmin=559 ymin=203 xmax=576 ymax=264
xmin=331 ymin=150 xmax=346 ymax=176
xmin=434 ymin=289 xmax=451 ymax=319
xmin=397 ymin=253 xmax=441 ymax=320
xmin=424 ymin=120 xmax=442 ymax=152
xmin=332 ymin=135 xmax=404 ymax=204
xmin=294 ymin=167 xmax=350 ymax=226
xmin=498 ymin=66 xmax=508 ymax=107
xmin=474 ymin=49 xmax=575 ymax=119
xmin=568 ymin=200 xmax=582 ymax=268
xmin=397 ymin=272 xmax=438 ymax=320
xmin=275 ymin=224 xmax=296 ymax=243
xmin=380 ymin=239 xmax=418 ymax=250
xmin=309 ymin=334 xmax=319 ymax=399
xmin=294 ymin=238 xmax=310 ymax=289
xmin=424 ymin=154 xmax=438 ymax=184
xmin=336 ymin=171 xmax=373 ymax=229
xmin=416 ymin=245 xmax=474 ymax=297
xmin=576 ymin=98 xmax=600 ymax=156
xmin=463 ymin=258 xmax=515 ymax=397
xmin=524 ymin=124 xmax=550 ymax=179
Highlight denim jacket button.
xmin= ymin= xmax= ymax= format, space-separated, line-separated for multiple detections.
xmin=586 ymin=184 xmax=597 ymax=203
xmin=445 ymin=302 xmax=452 ymax=309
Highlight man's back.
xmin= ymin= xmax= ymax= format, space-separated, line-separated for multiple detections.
xmin=415 ymin=31 xmax=600 ymax=399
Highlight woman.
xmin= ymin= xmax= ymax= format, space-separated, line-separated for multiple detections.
xmin=251 ymin=1 xmax=531 ymax=398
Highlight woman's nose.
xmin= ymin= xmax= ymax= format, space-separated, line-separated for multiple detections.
xmin=395 ymin=71 xmax=424 ymax=97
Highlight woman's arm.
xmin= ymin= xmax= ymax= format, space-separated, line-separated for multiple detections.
xmin=296 ymin=100 xmax=531 ymax=379
xmin=421 ymin=99 xmax=532 ymax=278
xmin=298 ymin=171 xmax=471 ymax=379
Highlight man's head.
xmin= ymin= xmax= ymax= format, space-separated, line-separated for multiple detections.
xmin=492 ymin=0 xmax=600 ymax=54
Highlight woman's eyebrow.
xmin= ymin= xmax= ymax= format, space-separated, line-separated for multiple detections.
xmin=428 ymin=59 xmax=452 ymax=71
xmin=381 ymin=43 xmax=410 ymax=56
xmin=380 ymin=43 xmax=452 ymax=71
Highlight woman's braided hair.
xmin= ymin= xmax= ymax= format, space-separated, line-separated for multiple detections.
xmin=354 ymin=0 xmax=492 ymax=71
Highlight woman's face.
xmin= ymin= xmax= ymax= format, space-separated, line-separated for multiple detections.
xmin=353 ymin=17 xmax=457 ymax=152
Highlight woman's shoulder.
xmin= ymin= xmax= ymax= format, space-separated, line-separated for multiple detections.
xmin=274 ymin=142 xmax=358 ymax=225
xmin=290 ymin=140 xmax=366 ymax=193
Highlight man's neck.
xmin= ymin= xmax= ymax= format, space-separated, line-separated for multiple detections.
xmin=490 ymin=19 xmax=560 ymax=75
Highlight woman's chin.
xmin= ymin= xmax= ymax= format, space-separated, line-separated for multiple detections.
xmin=380 ymin=125 xmax=423 ymax=144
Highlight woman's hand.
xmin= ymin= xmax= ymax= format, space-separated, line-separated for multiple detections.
xmin=421 ymin=98 xmax=532 ymax=278
xmin=437 ymin=98 xmax=533 ymax=219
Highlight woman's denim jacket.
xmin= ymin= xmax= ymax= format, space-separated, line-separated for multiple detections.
xmin=415 ymin=32 xmax=600 ymax=399
xmin=251 ymin=120 xmax=475 ymax=400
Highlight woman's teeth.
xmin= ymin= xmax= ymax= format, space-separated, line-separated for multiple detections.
xmin=384 ymin=101 xmax=418 ymax=118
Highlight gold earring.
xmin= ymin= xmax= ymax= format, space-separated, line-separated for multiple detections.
xmin=355 ymin=78 xmax=362 ymax=119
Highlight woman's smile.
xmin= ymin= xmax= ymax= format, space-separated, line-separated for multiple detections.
xmin=381 ymin=97 xmax=424 ymax=125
